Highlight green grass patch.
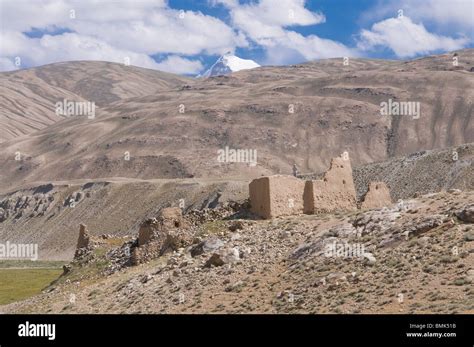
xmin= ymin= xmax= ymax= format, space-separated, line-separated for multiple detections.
xmin=0 ymin=268 xmax=63 ymax=305
xmin=0 ymin=260 xmax=66 ymax=269
xmin=196 ymin=220 xmax=227 ymax=237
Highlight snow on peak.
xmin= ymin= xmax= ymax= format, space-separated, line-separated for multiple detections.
xmin=198 ymin=52 xmax=260 ymax=77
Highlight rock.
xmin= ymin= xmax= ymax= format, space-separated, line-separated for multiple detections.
xmin=325 ymin=272 xmax=348 ymax=284
xmin=229 ymin=220 xmax=244 ymax=232
xmin=231 ymin=233 xmax=241 ymax=241
xmin=204 ymin=253 xmax=225 ymax=267
xmin=448 ymin=189 xmax=462 ymax=194
xmin=456 ymin=204 xmax=474 ymax=223
xmin=190 ymin=237 xmax=224 ymax=257
xmin=405 ymin=215 xmax=445 ymax=238
xmin=363 ymin=252 xmax=376 ymax=264
xmin=225 ymin=280 xmax=245 ymax=292
xmin=62 ymin=264 xmax=72 ymax=275
xmin=464 ymin=232 xmax=474 ymax=242
xmin=466 ymin=269 xmax=474 ymax=283
xmin=0 ymin=208 xmax=6 ymax=222
xmin=140 ymin=274 xmax=152 ymax=283
xmin=204 ymin=247 xmax=240 ymax=268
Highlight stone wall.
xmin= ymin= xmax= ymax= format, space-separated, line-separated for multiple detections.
xmin=360 ymin=182 xmax=392 ymax=209
xmin=249 ymin=175 xmax=305 ymax=219
xmin=248 ymin=157 xmax=393 ymax=218
xmin=131 ymin=207 xmax=191 ymax=265
xmin=303 ymin=157 xmax=358 ymax=214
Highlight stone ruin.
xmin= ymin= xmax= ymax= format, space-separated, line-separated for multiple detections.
xmin=249 ymin=175 xmax=305 ymax=219
xmin=131 ymin=207 xmax=191 ymax=265
xmin=360 ymin=182 xmax=392 ymax=210
xmin=74 ymin=223 xmax=105 ymax=259
xmin=249 ymin=156 xmax=392 ymax=219
xmin=304 ymin=157 xmax=357 ymax=214
xmin=72 ymin=207 xmax=193 ymax=271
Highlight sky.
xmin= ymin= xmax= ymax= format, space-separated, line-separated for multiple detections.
xmin=0 ymin=0 xmax=473 ymax=75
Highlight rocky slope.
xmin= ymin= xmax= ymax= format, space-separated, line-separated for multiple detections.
xmin=2 ymin=190 xmax=472 ymax=314
xmin=0 ymin=178 xmax=248 ymax=260
xmin=0 ymin=143 xmax=471 ymax=260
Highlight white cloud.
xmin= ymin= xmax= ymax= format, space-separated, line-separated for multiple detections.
xmin=217 ymin=0 xmax=355 ymax=64
xmin=359 ymin=0 xmax=474 ymax=41
xmin=0 ymin=0 xmax=246 ymax=72
xmin=410 ymin=0 xmax=473 ymax=29
xmin=230 ymin=0 xmax=326 ymax=40
xmin=357 ymin=16 xmax=469 ymax=58
xmin=155 ymin=55 xmax=203 ymax=75
xmin=0 ymin=33 xmax=159 ymax=71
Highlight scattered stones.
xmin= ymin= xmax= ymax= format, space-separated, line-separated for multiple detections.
xmin=225 ymin=280 xmax=245 ymax=292
xmin=405 ymin=215 xmax=446 ymax=238
xmin=464 ymin=232 xmax=474 ymax=241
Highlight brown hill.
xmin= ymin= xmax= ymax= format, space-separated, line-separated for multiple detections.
xmin=0 ymin=61 xmax=191 ymax=142
xmin=0 ymin=50 xmax=472 ymax=191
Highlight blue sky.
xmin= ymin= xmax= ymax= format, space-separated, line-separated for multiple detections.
xmin=1 ymin=0 xmax=473 ymax=74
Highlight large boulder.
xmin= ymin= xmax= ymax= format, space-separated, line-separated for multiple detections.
xmin=456 ymin=204 xmax=474 ymax=223
xmin=204 ymin=247 xmax=240 ymax=267
xmin=190 ymin=237 xmax=225 ymax=257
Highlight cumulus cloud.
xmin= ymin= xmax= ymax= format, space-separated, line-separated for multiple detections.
xmin=360 ymin=0 xmax=474 ymax=32
xmin=0 ymin=0 xmax=246 ymax=72
xmin=357 ymin=16 xmax=469 ymax=58
xmin=1 ymin=0 xmax=471 ymax=73
xmin=155 ymin=55 xmax=203 ymax=75
xmin=0 ymin=32 xmax=163 ymax=70
xmin=216 ymin=0 xmax=355 ymax=64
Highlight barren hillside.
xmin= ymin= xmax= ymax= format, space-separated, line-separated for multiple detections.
xmin=0 ymin=61 xmax=191 ymax=141
xmin=2 ymin=190 xmax=472 ymax=314
xmin=0 ymin=50 xmax=472 ymax=191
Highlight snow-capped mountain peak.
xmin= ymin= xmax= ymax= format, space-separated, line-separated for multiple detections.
xmin=199 ymin=52 xmax=260 ymax=77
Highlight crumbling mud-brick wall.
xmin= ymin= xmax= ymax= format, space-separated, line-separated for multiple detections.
xmin=249 ymin=175 xmax=305 ymax=219
xmin=360 ymin=182 xmax=392 ymax=209
xmin=132 ymin=207 xmax=191 ymax=265
xmin=303 ymin=157 xmax=357 ymax=214
xmin=74 ymin=224 xmax=106 ymax=259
